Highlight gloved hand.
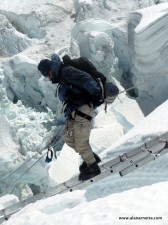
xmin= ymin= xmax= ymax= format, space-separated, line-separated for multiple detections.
xmin=91 ymin=94 xmax=104 ymax=108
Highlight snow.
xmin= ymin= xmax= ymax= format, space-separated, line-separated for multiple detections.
xmin=0 ymin=14 xmax=31 ymax=56
xmin=0 ymin=0 xmax=168 ymax=224
xmin=128 ymin=3 xmax=168 ymax=112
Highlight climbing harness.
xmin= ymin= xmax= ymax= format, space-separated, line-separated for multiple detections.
xmin=1 ymin=72 xmax=168 ymax=197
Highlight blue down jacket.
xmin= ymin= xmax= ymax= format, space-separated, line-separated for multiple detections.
xmin=50 ymin=54 xmax=101 ymax=118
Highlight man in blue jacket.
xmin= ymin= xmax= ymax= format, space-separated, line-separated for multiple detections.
xmin=38 ymin=54 xmax=102 ymax=181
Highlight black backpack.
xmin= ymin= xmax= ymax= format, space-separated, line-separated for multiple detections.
xmin=61 ymin=55 xmax=119 ymax=110
xmin=62 ymin=55 xmax=107 ymax=101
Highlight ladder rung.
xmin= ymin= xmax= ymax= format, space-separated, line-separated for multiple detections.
xmin=1 ymin=133 xmax=168 ymax=223
xmin=119 ymin=154 xmax=155 ymax=177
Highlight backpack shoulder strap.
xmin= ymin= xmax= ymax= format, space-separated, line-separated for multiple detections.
xmin=57 ymin=63 xmax=67 ymax=83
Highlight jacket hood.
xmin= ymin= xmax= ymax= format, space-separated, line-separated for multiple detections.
xmin=51 ymin=54 xmax=62 ymax=83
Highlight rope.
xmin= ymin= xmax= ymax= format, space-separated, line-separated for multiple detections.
xmin=0 ymin=126 xmax=64 ymax=185
xmin=0 ymin=127 xmax=62 ymax=182
xmin=1 ymin=72 xmax=168 ymax=195
xmin=0 ymin=109 xmax=94 ymax=196
xmin=0 ymin=134 xmax=64 ymax=197
xmin=1 ymin=151 xmax=47 ymax=196
xmin=118 ymin=72 xmax=168 ymax=95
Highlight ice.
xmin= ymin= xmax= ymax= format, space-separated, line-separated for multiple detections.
xmin=0 ymin=0 xmax=168 ymax=223
xmin=128 ymin=3 xmax=168 ymax=112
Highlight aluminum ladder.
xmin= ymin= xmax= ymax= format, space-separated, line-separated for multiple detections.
xmin=0 ymin=132 xmax=168 ymax=223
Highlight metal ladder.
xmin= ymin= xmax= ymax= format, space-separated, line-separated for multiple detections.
xmin=0 ymin=132 xmax=168 ymax=223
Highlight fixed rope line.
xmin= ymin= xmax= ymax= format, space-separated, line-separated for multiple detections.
xmin=0 ymin=134 xmax=64 ymax=197
xmin=0 ymin=157 xmax=38 ymax=183
xmin=0 ymin=126 xmax=63 ymax=182
xmin=0 ymin=79 xmax=159 ymax=194
xmin=119 ymin=72 xmax=168 ymax=95
xmin=0 ymin=123 xmax=79 ymax=196
xmin=0 ymin=107 xmax=95 ymax=196
xmin=0 ymin=151 xmax=48 ymax=196
xmin=0 ymin=70 xmax=165 ymax=193
xmin=0 ymin=102 xmax=121 ymax=196
xmin=0 ymin=125 xmax=60 ymax=185
xmin=1 ymin=72 xmax=168 ymax=195
xmin=0 ymin=126 xmax=64 ymax=184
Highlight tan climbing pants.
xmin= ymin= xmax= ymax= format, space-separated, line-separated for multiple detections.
xmin=63 ymin=105 xmax=95 ymax=165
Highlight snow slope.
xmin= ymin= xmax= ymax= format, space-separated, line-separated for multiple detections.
xmin=2 ymin=182 xmax=168 ymax=225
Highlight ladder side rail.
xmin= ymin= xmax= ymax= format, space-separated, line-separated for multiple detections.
xmin=43 ymin=182 xmax=71 ymax=198
xmin=126 ymin=151 xmax=149 ymax=162
xmin=96 ymin=156 xmax=121 ymax=170
xmin=120 ymin=148 xmax=168 ymax=177
xmin=158 ymin=147 xmax=168 ymax=156
xmin=45 ymin=149 xmax=156 ymax=196
xmin=0 ymin=180 xmax=76 ymax=218
xmin=125 ymin=132 xmax=168 ymax=158
xmin=120 ymin=154 xmax=157 ymax=177
xmin=0 ymin=138 xmax=158 ymax=218
xmin=45 ymin=165 xmax=115 ymax=197
xmin=0 ymin=166 xmax=110 ymax=220
xmin=120 ymin=134 xmax=168 ymax=177
xmin=0 ymin=156 xmax=127 ymax=219
xmin=145 ymin=142 xmax=166 ymax=153
xmin=145 ymin=132 xmax=168 ymax=149
xmin=61 ymin=169 xmax=113 ymax=193
xmin=100 ymin=142 xmax=149 ymax=170
xmin=0 ymin=192 xmax=45 ymax=219
xmin=156 ymin=132 xmax=168 ymax=141
xmin=127 ymin=142 xmax=167 ymax=162
xmin=1 ymin=134 xmax=168 ymax=221
xmin=0 ymin=217 xmax=6 ymax=224
xmin=123 ymin=144 xmax=146 ymax=158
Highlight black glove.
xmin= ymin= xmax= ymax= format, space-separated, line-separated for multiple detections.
xmin=91 ymin=94 xmax=104 ymax=108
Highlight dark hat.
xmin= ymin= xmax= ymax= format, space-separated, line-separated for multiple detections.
xmin=37 ymin=59 xmax=52 ymax=77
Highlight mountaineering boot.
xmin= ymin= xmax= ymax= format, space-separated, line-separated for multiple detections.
xmin=79 ymin=153 xmax=101 ymax=172
xmin=79 ymin=162 xmax=101 ymax=181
